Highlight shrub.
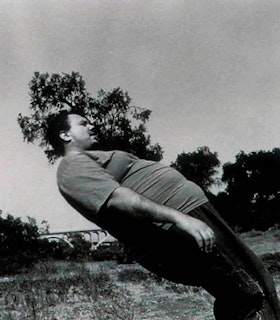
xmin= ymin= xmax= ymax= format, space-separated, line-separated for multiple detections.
xmin=261 ymin=252 xmax=280 ymax=275
xmin=0 ymin=213 xmax=50 ymax=275
xmin=118 ymin=268 xmax=151 ymax=282
xmin=90 ymin=242 xmax=135 ymax=263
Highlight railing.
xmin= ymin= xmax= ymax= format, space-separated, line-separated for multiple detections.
xmin=39 ymin=229 xmax=114 ymax=250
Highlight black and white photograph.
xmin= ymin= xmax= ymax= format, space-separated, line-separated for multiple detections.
xmin=1 ymin=1 xmax=280 ymax=319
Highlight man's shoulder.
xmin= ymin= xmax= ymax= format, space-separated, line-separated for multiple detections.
xmin=56 ymin=150 xmax=117 ymax=183
xmin=56 ymin=153 xmax=94 ymax=183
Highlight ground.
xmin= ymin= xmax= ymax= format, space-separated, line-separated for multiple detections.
xmin=1 ymin=227 xmax=280 ymax=319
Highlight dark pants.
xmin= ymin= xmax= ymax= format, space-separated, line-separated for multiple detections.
xmin=124 ymin=202 xmax=280 ymax=319
xmin=200 ymin=252 xmax=264 ymax=320
xmin=135 ymin=206 xmax=266 ymax=319
xmin=138 ymin=243 xmax=264 ymax=320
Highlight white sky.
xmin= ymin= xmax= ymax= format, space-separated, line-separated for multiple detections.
xmin=1 ymin=0 xmax=280 ymax=231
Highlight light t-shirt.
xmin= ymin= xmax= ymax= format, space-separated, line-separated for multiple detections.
xmin=57 ymin=150 xmax=208 ymax=245
xmin=57 ymin=150 xmax=207 ymax=214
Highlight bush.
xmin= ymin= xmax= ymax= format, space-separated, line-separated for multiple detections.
xmin=0 ymin=211 xmax=138 ymax=276
xmin=90 ymin=242 xmax=135 ymax=263
xmin=0 ymin=213 xmax=50 ymax=275
xmin=118 ymin=268 xmax=151 ymax=282
xmin=261 ymin=252 xmax=280 ymax=275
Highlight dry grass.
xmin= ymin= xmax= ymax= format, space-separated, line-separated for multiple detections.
xmin=0 ymin=260 xmax=215 ymax=320
xmin=1 ymin=227 xmax=280 ymax=320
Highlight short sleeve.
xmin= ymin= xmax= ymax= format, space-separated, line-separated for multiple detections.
xmin=57 ymin=153 xmax=120 ymax=219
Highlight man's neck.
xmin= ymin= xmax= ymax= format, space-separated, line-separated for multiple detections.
xmin=64 ymin=145 xmax=85 ymax=157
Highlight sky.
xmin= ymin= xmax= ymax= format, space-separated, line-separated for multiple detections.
xmin=1 ymin=0 xmax=280 ymax=231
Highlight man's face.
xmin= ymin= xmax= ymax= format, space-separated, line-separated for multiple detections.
xmin=66 ymin=114 xmax=98 ymax=151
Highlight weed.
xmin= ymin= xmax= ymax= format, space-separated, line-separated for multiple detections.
xmin=118 ymin=268 xmax=150 ymax=283
xmin=0 ymin=261 xmax=132 ymax=320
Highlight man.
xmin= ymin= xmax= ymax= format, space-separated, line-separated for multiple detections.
xmin=47 ymin=111 xmax=280 ymax=320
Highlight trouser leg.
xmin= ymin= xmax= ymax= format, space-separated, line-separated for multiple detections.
xmin=138 ymin=248 xmax=264 ymax=319
xmin=199 ymin=252 xmax=264 ymax=320
xmin=134 ymin=220 xmax=266 ymax=320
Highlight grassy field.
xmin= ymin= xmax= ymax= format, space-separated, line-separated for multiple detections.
xmin=1 ymin=227 xmax=280 ymax=320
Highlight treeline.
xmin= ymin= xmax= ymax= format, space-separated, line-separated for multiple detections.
xmin=172 ymin=146 xmax=280 ymax=231
xmin=0 ymin=213 xmax=129 ymax=276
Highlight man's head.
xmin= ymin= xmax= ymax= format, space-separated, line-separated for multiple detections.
xmin=47 ymin=111 xmax=98 ymax=156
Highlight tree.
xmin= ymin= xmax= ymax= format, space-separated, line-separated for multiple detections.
xmin=67 ymin=233 xmax=92 ymax=261
xmin=170 ymin=146 xmax=220 ymax=192
xmin=221 ymin=149 xmax=280 ymax=230
xmin=18 ymin=72 xmax=163 ymax=163
xmin=0 ymin=212 xmax=52 ymax=275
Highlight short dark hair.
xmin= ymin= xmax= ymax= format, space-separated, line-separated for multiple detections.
xmin=46 ymin=111 xmax=72 ymax=157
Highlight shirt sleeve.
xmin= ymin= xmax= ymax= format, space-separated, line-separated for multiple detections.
xmin=57 ymin=153 xmax=120 ymax=219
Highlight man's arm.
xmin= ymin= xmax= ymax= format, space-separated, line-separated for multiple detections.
xmin=107 ymin=186 xmax=215 ymax=253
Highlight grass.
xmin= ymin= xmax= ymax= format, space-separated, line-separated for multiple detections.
xmin=1 ymin=259 xmax=279 ymax=320
xmin=0 ymin=261 xmax=119 ymax=320
xmin=1 ymin=227 xmax=280 ymax=319
xmin=0 ymin=260 xmax=215 ymax=320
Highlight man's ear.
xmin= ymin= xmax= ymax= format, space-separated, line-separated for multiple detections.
xmin=59 ymin=131 xmax=72 ymax=142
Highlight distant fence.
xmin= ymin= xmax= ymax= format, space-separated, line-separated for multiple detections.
xmin=39 ymin=229 xmax=115 ymax=250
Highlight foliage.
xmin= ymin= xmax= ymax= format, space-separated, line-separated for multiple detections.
xmin=67 ymin=233 xmax=92 ymax=261
xmin=118 ymin=268 xmax=151 ymax=282
xmin=220 ymin=149 xmax=280 ymax=230
xmin=261 ymin=252 xmax=280 ymax=275
xmin=18 ymin=72 xmax=163 ymax=163
xmin=0 ymin=209 xmax=138 ymax=276
xmin=170 ymin=147 xmax=280 ymax=231
xmin=1 ymin=262 xmax=122 ymax=320
xmin=42 ymin=237 xmax=135 ymax=263
xmin=0 ymin=212 xmax=52 ymax=275
xmin=90 ymin=241 xmax=135 ymax=263
xmin=170 ymin=146 xmax=220 ymax=192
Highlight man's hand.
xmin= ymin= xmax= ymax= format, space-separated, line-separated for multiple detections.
xmin=174 ymin=214 xmax=216 ymax=253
